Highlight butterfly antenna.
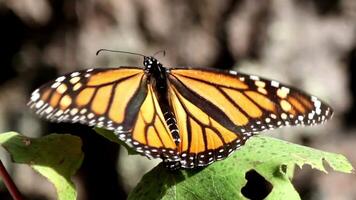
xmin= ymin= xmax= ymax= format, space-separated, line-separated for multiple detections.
xmin=96 ymin=49 xmax=146 ymax=57
xmin=153 ymin=50 xmax=166 ymax=57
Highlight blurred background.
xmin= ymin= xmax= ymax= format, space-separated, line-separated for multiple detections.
xmin=0 ymin=0 xmax=355 ymax=199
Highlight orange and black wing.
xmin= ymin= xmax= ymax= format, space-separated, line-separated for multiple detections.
xmin=168 ymin=68 xmax=333 ymax=168
xmin=28 ymin=67 xmax=146 ymax=131
xmin=129 ymin=83 xmax=179 ymax=160
xmin=28 ymin=67 xmax=178 ymax=159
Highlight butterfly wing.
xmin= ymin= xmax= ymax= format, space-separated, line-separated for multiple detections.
xmin=168 ymin=68 xmax=333 ymax=168
xmin=28 ymin=67 xmax=146 ymax=131
xmin=28 ymin=67 xmax=178 ymax=159
xmin=129 ymin=83 xmax=178 ymax=160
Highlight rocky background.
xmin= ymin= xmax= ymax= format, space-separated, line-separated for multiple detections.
xmin=0 ymin=0 xmax=355 ymax=199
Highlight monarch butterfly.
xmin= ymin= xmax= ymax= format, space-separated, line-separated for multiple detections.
xmin=28 ymin=50 xmax=333 ymax=169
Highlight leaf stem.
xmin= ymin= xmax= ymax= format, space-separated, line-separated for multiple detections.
xmin=0 ymin=160 xmax=23 ymax=200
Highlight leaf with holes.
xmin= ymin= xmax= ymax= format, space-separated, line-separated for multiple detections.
xmin=128 ymin=135 xmax=354 ymax=200
xmin=0 ymin=132 xmax=84 ymax=200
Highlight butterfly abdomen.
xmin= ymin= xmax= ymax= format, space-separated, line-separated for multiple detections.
xmin=163 ymin=112 xmax=180 ymax=145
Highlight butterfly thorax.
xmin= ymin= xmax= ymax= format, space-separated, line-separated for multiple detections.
xmin=144 ymin=56 xmax=167 ymax=94
xmin=144 ymin=56 xmax=180 ymax=146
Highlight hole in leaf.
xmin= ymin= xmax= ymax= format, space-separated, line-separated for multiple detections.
xmin=281 ymin=164 xmax=287 ymax=174
xmin=241 ymin=170 xmax=273 ymax=200
xmin=292 ymin=165 xmax=318 ymax=200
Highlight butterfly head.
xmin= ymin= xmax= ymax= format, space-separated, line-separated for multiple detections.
xmin=144 ymin=56 xmax=163 ymax=72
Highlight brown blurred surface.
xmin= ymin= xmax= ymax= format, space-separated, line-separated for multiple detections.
xmin=0 ymin=0 xmax=355 ymax=199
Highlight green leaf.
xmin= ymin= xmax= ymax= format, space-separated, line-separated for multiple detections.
xmin=94 ymin=127 xmax=138 ymax=155
xmin=0 ymin=132 xmax=84 ymax=200
xmin=128 ymin=135 xmax=354 ymax=200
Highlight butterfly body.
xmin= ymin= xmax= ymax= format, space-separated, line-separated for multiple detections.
xmin=28 ymin=55 xmax=333 ymax=169
xmin=144 ymin=57 xmax=181 ymax=146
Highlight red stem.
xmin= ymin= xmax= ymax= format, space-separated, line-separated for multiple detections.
xmin=0 ymin=160 xmax=23 ymax=200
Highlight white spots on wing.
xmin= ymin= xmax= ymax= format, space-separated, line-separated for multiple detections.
xmin=229 ymin=70 xmax=237 ymax=75
xmin=280 ymin=99 xmax=292 ymax=112
xmin=80 ymin=109 xmax=87 ymax=114
xmin=265 ymin=118 xmax=271 ymax=123
xmin=250 ymin=75 xmax=260 ymax=81
xmin=56 ymin=84 xmax=67 ymax=94
xmin=79 ymin=115 xmax=86 ymax=121
xmin=35 ymin=100 xmax=44 ymax=108
xmin=70 ymin=72 xmax=80 ymax=77
xmin=281 ymin=113 xmax=288 ymax=120
xmin=270 ymin=113 xmax=277 ymax=119
xmin=89 ymin=119 xmax=96 ymax=126
xmin=31 ymin=90 xmax=40 ymax=101
xmin=117 ymin=126 xmax=123 ymax=131
xmin=97 ymin=121 xmax=104 ymax=127
xmin=70 ymin=77 xmax=80 ymax=84
xmin=252 ymin=80 xmax=268 ymax=94
xmin=308 ymin=112 xmax=315 ymax=120
xmin=73 ymin=83 xmax=82 ymax=91
xmin=51 ymin=82 xmax=61 ymax=89
xmin=313 ymin=98 xmax=321 ymax=108
xmin=55 ymin=76 xmax=66 ymax=82
xmin=245 ymin=132 xmax=252 ymax=137
xmin=257 ymin=87 xmax=267 ymax=95
xmin=271 ymin=80 xmax=280 ymax=88
xmin=255 ymin=80 xmax=266 ymax=88
xmin=315 ymin=107 xmax=322 ymax=115
xmin=311 ymin=96 xmax=318 ymax=101
xmin=311 ymin=96 xmax=322 ymax=115
xmin=72 ymin=115 xmax=80 ymax=122
xmin=277 ymin=87 xmax=290 ymax=99
xmin=70 ymin=108 xmax=78 ymax=115
xmin=45 ymin=107 xmax=53 ymax=114
xmin=55 ymin=110 xmax=63 ymax=116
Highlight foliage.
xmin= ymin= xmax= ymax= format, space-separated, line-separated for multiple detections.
xmin=0 ymin=130 xmax=354 ymax=200
xmin=127 ymin=135 xmax=354 ymax=200
xmin=0 ymin=132 xmax=84 ymax=200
